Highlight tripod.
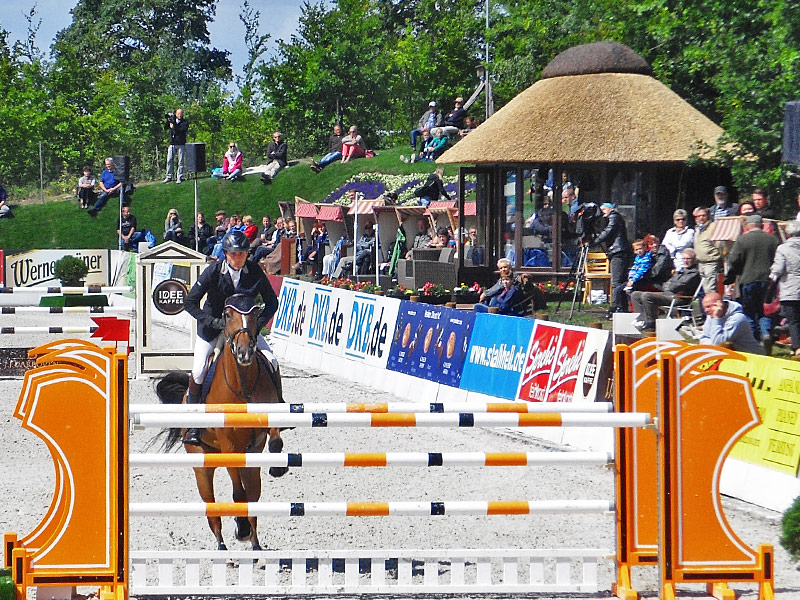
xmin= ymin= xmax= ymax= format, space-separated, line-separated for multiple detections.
xmin=555 ymin=243 xmax=589 ymax=319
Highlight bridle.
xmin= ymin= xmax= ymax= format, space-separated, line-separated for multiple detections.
xmin=221 ymin=309 xmax=262 ymax=401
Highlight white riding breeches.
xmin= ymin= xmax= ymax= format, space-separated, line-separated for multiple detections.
xmin=191 ymin=333 xmax=278 ymax=385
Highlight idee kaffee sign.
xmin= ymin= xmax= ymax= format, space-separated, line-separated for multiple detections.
xmin=515 ymin=321 xmax=610 ymax=403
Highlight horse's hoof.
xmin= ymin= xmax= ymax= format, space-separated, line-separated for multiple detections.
xmin=269 ymin=466 xmax=289 ymax=478
xmin=218 ymin=543 xmax=228 ymax=551
xmin=268 ymin=437 xmax=283 ymax=454
xmin=235 ymin=517 xmax=252 ymax=540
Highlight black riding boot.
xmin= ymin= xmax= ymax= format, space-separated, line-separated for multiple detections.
xmin=183 ymin=377 xmax=204 ymax=446
xmin=268 ymin=363 xmax=284 ymax=404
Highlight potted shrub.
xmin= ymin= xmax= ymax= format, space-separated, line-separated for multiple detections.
xmin=53 ymin=255 xmax=89 ymax=287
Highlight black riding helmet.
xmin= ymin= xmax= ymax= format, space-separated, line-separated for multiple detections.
xmin=222 ymin=230 xmax=251 ymax=253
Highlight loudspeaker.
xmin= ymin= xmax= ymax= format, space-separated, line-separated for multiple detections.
xmin=783 ymin=101 xmax=800 ymax=165
xmin=185 ymin=143 xmax=206 ymax=173
xmin=112 ymin=155 xmax=130 ymax=181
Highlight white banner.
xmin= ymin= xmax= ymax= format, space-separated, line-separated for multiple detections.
xmin=5 ymin=249 xmax=110 ymax=287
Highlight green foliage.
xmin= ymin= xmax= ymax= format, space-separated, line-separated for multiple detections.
xmin=782 ymin=495 xmax=800 ymax=560
xmin=53 ymin=255 xmax=89 ymax=282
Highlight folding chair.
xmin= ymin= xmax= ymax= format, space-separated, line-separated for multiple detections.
xmin=666 ymin=282 xmax=703 ymax=327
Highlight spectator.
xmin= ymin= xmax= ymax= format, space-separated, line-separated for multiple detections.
xmin=323 ymin=235 xmax=346 ymax=277
xmin=341 ymin=125 xmax=367 ymax=163
xmin=0 ymin=183 xmax=10 ymax=218
xmin=591 ymin=202 xmax=631 ymax=317
xmin=162 ymin=107 xmax=188 ymax=184
xmin=465 ymin=227 xmax=483 ymax=265
xmin=459 ymin=116 xmax=479 ymax=138
xmin=413 ymin=167 xmax=451 ymax=207
xmin=88 ymin=158 xmax=122 ymax=217
xmin=77 ymin=165 xmax=96 ymax=209
xmin=640 ymin=234 xmax=673 ymax=290
xmin=355 ymin=220 xmax=376 ymax=274
xmin=420 ymin=127 xmax=448 ymax=161
xmin=769 ymin=220 xmax=800 ymax=358
xmin=229 ymin=214 xmax=244 ymax=232
xmin=474 ymin=275 xmax=524 ymax=315
xmin=163 ymin=208 xmax=184 ymax=244
xmin=242 ymin=215 xmax=259 ymax=242
xmin=795 ymin=191 xmax=800 ymax=221
xmin=751 ymin=188 xmax=776 ymax=219
xmin=428 ymin=227 xmax=451 ymax=248
xmin=253 ymin=216 xmax=284 ymax=262
xmin=260 ymin=131 xmax=287 ymax=184
xmin=188 ymin=212 xmax=213 ymax=252
xmin=260 ymin=216 xmax=276 ymax=247
xmin=411 ymin=101 xmax=443 ymax=151
xmin=708 ymin=185 xmax=738 ymax=219
xmin=738 ymin=200 xmax=755 ymax=215
xmin=692 ymin=206 xmax=721 ymax=295
xmin=117 ymin=205 xmax=146 ymax=251
xmin=400 ymin=129 xmax=433 ymax=163
xmin=406 ymin=217 xmax=432 ymax=258
xmin=662 ymin=209 xmax=695 ymax=271
xmin=624 ymin=239 xmax=653 ymax=293
xmin=631 ymin=248 xmax=700 ymax=331
xmin=222 ymin=142 xmax=243 ymax=180
xmin=698 ymin=292 xmax=765 ymax=354
xmin=479 ymin=258 xmax=514 ymax=304
xmin=303 ymin=220 xmax=328 ymax=276
xmin=724 ymin=214 xmax=780 ymax=354
xmin=441 ymin=97 xmax=467 ymax=138
xmin=311 ymin=124 xmax=344 ymax=173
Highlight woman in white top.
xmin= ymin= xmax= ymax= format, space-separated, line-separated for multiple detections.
xmin=662 ymin=209 xmax=695 ymax=272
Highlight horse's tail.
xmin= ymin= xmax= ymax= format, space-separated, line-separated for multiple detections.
xmin=151 ymin=371 xmax=190 ymax=452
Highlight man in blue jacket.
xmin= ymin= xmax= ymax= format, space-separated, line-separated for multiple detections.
xmin=699 ymin=292 xmax=764 ymax=354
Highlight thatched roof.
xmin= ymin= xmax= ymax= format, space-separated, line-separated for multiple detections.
xmin=438 ymin=42 xmax=724 ymax=165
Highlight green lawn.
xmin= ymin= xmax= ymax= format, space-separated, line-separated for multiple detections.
xmin=0 ymin=146 xmax=454 ymax=252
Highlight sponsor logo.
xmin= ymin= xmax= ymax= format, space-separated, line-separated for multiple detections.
xmin=274 ymin=282 xmax=304 ymax=335
xmin=308 ymin=289 xmax=344 ymax=347
xmin=582 ymin=351 xmax=599 ymax=396
xmin=152 ymin=279 xmax=188 ymax=315
xmin=518 ymin=325 xmax=561 ymax=402
xmin=345 ymin=296 xmax=388 ymax=360
xmin=9 ymin=251 xmax=105 ymax=287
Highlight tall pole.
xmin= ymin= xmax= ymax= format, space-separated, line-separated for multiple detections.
xmin=39 ymin=141 xmax=44 ymax=204
xmin=485 ymin=0 xmax=493 ymax=121
xmin=194 ymin=176 xmax=199 ymax=251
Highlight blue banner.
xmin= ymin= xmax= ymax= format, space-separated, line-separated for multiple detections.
xmin=459 ymin=313 xmax=535 ymax=399
xmin=386 ymin=301 xmax=475 ymax=387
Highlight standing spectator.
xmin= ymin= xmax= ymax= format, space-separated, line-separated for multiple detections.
xmin=769 ymin=220 xmax=800 ymax=358
xmin=0 ymin=182 xmax=9 ymax=218
xmin=751 ymin=188 xmax=776 ymax=219
xmin=662 ymin=209 xmax=695 ymax=271
xmin=441 ymin=97 xmax=467 ymax=138
xmin=117 ymin=205 xmax=145 ymax=251
xmin=413 ymin=167 xmax=451 ymax=207
xmin=708 ymin=185 xmax=738 ymax=219
xmin=260 ymin=132 xmax=288 ymax=184
xmin=340 ymin=125 xmax=366 ymax=163
xmin=692 ymin=206 xmax=721 ymax=295
xmin=188 ymin=212 xmax=213 ymax=252
xmin=698 ymin=292 xmax=765 ymax=354
xmin=162 ymin=108 xmax=189 ymax=184
xmin=410 ymin=101 xmax=443 ymax=151
xmin=88 ymin=158 xmax=121 ymax=217
xmin=591 ymin=202 xmax=630 ymax=317
xmin=222 ymin=142 xmax=243 ymax=180
xmin=163 ymin=208 xmax=184 ymax=244
xmin=724 ymin=214 xmax=780 ymax=354
xmin=311 ymin=124 xmax=344 ymax=173
xmin=77 ymin=165 xmax=96 ymax=209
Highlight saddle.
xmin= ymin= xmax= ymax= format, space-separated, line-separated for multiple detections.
xmin=201 ymin=347 xmax=281 ymax=403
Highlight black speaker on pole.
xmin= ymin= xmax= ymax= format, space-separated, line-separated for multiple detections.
xmin=783 ymin=102 xmax=800 ymax=165
xmin=185 ymin=143 xmax=206 ymax=173
xmin=112 ymin=155 xmax=130 ymax=181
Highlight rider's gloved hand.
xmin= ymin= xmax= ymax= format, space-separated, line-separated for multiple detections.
xmin=211 ymin=317 xmax=225 ymax=330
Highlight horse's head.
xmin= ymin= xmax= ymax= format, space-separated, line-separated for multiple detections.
xmin=223 ymin=294 xmax=263 ymax=366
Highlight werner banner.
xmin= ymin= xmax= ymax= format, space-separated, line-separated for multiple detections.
xmin=4 ymin=249 xmax=110 ymax=287
xmin=515 ymin=321 xmax=610 ymax=403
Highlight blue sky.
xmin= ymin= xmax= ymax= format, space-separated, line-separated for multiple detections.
xmin=1 ymin=0 xmax=304 ymax=81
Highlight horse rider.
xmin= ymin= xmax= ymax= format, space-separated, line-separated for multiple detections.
xmin=183 ymin=229 xmax=280 ymax=445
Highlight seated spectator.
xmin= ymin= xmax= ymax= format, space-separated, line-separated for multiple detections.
xmin=630 ymin=248 xmax=701 ymax=331
xmin=406 ymin=217 xmax=433 ymax=258
xmin=205 ymin=224 xmax=227 ymax=256
xmin=738 ymin=200 xmax=755 ymax=215
xmin=229 ymin=214 xmax=244 ymax=232
xmin=428 ymin=227 xmax=450 ymax=248
xmin=311 ymin=124 xmax=344 ymax=173
xmin=302 ymin=220 xmax=328 ymax=276
xmin=341 ymin=125 xmax=367 ymax=163
xmin=188 ymin=212 xmax=213 ymax=252
xmin=411 ymin=101 xmax=443 ymax=151
xmin=479 ymin=258 xmax=514 ymax=304
xmin=662 ymin=209 xmax=694 ymax=271
xmin=117 ymin=205 xmax=146 ymax=251
xmin=465 ymin=227 xmax=483 ymax=265
xmin=222 ymin=142 xmax=243 ymax=180
xmin=163 ymin=208 xmax=184 ymax=244
xmin=698 ymin=292 xmax=765 ymax=354
xmin=88 ymin=158 xmax=122 ymax=217
xmin=400 ymin=129 xmax=432 ymax=163
xmin=420 ymin=128 xmax=448 ymax=161
xmin=459 ymin=116 xmax=479 ymax=137
xmin=441 ymin=97 xmax=467 ymax=138
xmin=640 ymin=234 xmax=674 ymax=289
xmin=625 ymin=239 xmax=653 ymax=293
xmin=323 ymin=235 xmax=346 ymax=277
xmin=242 ymin=215 xmax=259 ymax=242
xmin=77 ymin=165 xmax=96 ymax=209
xmin=260 ymin=131 xmax=287 ymax=184
xmin=213 ymin=209 xmax=229 ymax=231
xmin=260 ymin=215 xmax=276 ymax=246
xmin=709 ymin=186 xmax=738 ymax=219
xmin=355 ymin=221 xmax=376 ymax=274
xmin=474 ymin=275 xmax=524 ymax=316
xmin=413 ymin=167 xmax=451 ymax=207
xmin=0 ymin=183 xmax=10 ymax=218
xmin=253 ymin=217 xmax=286 ymax=261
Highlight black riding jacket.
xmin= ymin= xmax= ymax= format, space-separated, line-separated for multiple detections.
xmin=185 ymin=259 xmax=279 ymax=342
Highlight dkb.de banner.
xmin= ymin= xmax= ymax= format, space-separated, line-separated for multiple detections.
xmin=387 ymin=301 xmax=475 ymax=387
xmin=459 ymin=314 xmax=535 ymax=400
xmin=716 ymin=354 xmax=800 ymax=476
xmin=516 ymin=321 xmax=610 ymax=403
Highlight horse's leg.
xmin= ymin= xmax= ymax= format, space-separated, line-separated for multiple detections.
xmin=192 ymin=466 xmax=226 ymax=550
xmin=239 ymin=466 xmax=263 ymax=551
xmin=267 ymin=428 xmax=287 ymax=478
xmin=227 ymin=467 xmax=259 ymax=549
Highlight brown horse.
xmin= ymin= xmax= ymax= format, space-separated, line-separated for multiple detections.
xmin=156 ymin=294 xmax=286 ymax=551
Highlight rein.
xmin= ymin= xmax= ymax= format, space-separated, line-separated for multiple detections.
xmin=222 ymin=323 xmax=262 ymax=402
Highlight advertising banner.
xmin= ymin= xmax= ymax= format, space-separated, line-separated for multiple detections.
xmin=4 ymin=249 xmax=110 ymax=287
xmin=460 ymin=314 xmax=534 ymax=399
xmin=717 ymin=355 xmax=800 ymax=476
xmin=515 ymin=321 xmax=610 ymax=403
xmin=387 ymin=302 xmax=475 ymax=387
xmin=340 ymin=292 xmax=400 ymax=368
xmin=272 ymin=278 xmax=306 ymax=340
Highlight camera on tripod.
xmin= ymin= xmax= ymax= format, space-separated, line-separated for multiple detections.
xmin=571 ymin=202 xmax=601 ymax=244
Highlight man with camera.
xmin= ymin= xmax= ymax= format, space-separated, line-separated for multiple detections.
xmin=590 ymin=202 xmax=631 ymax=318
xmin=163 ymin=108 xmax=189 ymax=184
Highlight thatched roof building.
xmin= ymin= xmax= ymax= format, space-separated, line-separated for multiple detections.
xmin=438 ymin=42 xmax=724 ymax=165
